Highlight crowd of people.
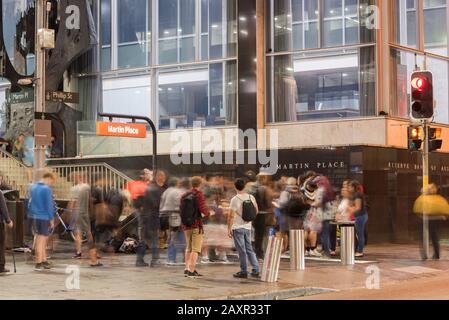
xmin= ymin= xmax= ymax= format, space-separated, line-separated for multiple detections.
xmin=0 ymin=168 xmax=371 ymax=278
xmin=119 ymin=169 xmax=370 ymax=278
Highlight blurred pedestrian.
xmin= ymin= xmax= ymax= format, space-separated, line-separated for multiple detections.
xmin=68 ymin=173 xmax=102 ymax=267
xmin=160 ymin=177 xmax=188 ymax=265
xmin=12 ymin=134 xmax=25 ymax=161
xmin=348 ymin=180 xmax=368 ymax=258
xmin=136 ymin=170 xmax=167 ymax=267
xmin=0 ymin=191 xmax=13 ymax=274
xmin=414 ymin=183 xmax=447 ymax=260
xmin=29 ymin=172 xmax=56 ymax=271
xmin=247 ymin=174 xmax=273 ymax=260
xmin=303 ymin=180 xmax=322 ymax=257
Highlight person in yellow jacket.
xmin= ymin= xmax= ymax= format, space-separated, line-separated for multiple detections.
xmin=413 ymin=183 xmax=448 ymax=260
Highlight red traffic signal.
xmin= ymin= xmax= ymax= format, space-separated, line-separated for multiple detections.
xmin=411 ymin=71 xmax=433 ymax=119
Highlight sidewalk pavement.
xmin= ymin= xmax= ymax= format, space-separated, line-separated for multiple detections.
xmin=1 ymin=242 xmax=448 ymax=300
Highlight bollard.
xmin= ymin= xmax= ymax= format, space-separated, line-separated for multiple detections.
xmin=289 ymin=229 xmax=305 ymax=271
xmin=341 ymin=225 xmax=355 ymax=265
xmin=261 ymin=236 xmax=283 ymax=283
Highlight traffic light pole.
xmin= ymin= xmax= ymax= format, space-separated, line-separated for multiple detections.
xmin=422 ymin=120 xmax=430 ymax=259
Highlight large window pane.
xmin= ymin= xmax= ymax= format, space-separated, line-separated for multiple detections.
xmin=391 ymin=48 xmax=449 ymax=124
xmin=267 ymin=48 xmax=376 ymax=123
xmin=158 ymin=62 xmax=237 ymax=129
xmin=159 ymin=0 xmax=178 ymax=38
xmin=117 ymin=0 xmax=149 ymax=68
xmin=101 ymin=0 xmax=111 ymax=71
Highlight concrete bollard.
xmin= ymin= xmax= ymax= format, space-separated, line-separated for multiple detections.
xmin=261 ymin=236 xmax=283 ymax=283
xmin=289 ymin=229 xmax=305 ymax=271
xmin=341 ymin=225 xmax=355 ymax=265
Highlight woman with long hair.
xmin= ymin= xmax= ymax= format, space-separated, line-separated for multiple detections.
xmin=347 ymin=180 xmax=368 ymax=258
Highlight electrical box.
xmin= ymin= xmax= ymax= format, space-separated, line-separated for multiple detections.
xmin=38 ymin=28 xmax=55 ymax=49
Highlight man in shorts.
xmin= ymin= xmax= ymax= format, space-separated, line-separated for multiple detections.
xmin=69 ymin=173 xmax=102 ymax=267
xmin=182 ymin=177 xmax=210 ymax=278
xmin=29 ymin=172 xmax=56 ymax=271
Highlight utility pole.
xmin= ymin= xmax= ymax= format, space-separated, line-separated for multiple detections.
xmin=34 ymin=0 xmax=49 ymax=181
xmin=422 ymin=120 xmax=430 ymax=259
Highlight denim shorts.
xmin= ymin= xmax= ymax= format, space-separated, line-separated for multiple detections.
xmin=32 ymin=219 xmax=51 ymax=236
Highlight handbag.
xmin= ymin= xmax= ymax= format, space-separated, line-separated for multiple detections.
xmin=95 ymin=202 xmax=116 ymax=227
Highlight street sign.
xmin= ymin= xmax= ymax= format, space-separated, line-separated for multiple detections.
xmin=6 ymin=88 xmax=34 ymax=104
xmin=96 ymin=122 xmax=147 ymax=139
xmin=45 ymin=91 xmax=79 ymax=104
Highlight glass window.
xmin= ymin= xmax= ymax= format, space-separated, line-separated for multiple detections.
xmin=269 ymin=0 xmax=369 ymax=52
xmin=101 ymin=0 xmax=111 ymax=71
xmin=159 ymin=0 xmax=178 ymax=38
xmin=395 ymin=0 xmax=448 ymax=54
xmin=103 ymin=75 xmax=151 ymax=118
xmin=390 ymin=48 xmax=449 ymax=124
xmin=266 ymin=47 xmax=376 ymax=123
xmin=158 ymin=62 xmax=237 ymax=129
xmin=117 ymin=0 xmax=149 ymax=68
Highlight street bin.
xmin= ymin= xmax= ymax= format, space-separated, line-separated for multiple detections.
xmin=341 ymin=224 xmax=355 ymax=266
xmin=289 ymin=229 xmax=305 ymax=271
xmin=3 ymin=190 xmax=25 ymax=249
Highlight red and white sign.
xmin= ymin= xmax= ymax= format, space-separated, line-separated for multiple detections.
xmin=96 ymin=122 xmax=147 ymax=138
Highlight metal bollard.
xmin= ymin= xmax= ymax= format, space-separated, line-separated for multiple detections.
xmin=341 ymin=225 xmax=355 ymax=265
xmin=289 ymin=229 xmax=305 ymax=271
xmin=261 ymin=236 xmax=283 ymax=283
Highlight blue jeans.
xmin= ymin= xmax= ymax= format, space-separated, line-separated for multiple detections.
xmin=167 ymin=230 xmax=186 ymax=263
xmin=136 ymin=215 xmax=160 ymax=263
xmin=355 ymin=214 xmax=368 ymax=253
xmin=321 ymin=220 xmax=331 ymax=255
xmin=233 ymin=228 xmax=259 ymax=275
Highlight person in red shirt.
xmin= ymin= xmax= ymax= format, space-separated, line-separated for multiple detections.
xmin=182 ymin=176 xmax=210 ymax=278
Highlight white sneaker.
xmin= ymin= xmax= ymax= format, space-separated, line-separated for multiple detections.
xmin=310 ymin=249 xmax=322 ymax=258
xmin=201 ymin=258 xmax=211 ymax=264
xmin=305 ymin=250 xmax=311 ymax=257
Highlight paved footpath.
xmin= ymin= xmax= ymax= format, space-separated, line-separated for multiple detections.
xmin=1 ymin=242 xmax=449 ymax=300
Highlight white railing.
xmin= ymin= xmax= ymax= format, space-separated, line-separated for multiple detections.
xmin=0 ymin=149 xmax=132 ymax=201
xmin=48 ymin=163 xmax=133 ymax=200
xmin=0 ymin=148 xmax=33 ymax=198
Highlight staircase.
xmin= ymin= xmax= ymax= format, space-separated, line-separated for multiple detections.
xmin=0 ymin=149 xmax=133 ymax=201
xmin=0 ymin=149 xmax=33 ymax=198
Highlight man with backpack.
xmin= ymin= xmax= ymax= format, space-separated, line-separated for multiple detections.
xmin=180 ymin=176 xmax=210 ymax=278
xmin=228 ymin=179 xmax=259 ymax=279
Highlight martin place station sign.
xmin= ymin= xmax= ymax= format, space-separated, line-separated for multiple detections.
xmin=96 ymin=122 xmax=147 ymax=138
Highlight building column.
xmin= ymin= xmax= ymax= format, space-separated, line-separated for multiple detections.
xmin=376 ymin=0 xmax=393 ymax=116
xmin=237 ymin=0 xmax=257 ymax=141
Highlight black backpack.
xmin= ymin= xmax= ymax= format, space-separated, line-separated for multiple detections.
xmin=286 ymin=192 xmax=308 ymax=217
xmin=240 ymin=196 xmax=257 ymax=222
xmin=180 ymin=192 xmax=199 ymax=227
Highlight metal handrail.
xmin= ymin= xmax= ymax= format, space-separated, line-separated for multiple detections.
xmin=0 ymin=148 xmax=133 ymax=200
xmin=0 ymin=148 xmax=33 ymax=198
xmin=48 ymin=162 xmax=133 ymax=200
xmin=48 ymin=162 xmax=132 ymax=182
xmin=0 ymin=148 xmax=31 ymax=169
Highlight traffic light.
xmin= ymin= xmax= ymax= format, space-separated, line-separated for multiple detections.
xmin=408 ymin=126 xmax=423 ymax=151
xmin=411 ymin=71 xmax=434 ymax=119
xmin=429 ymin=128 xmax=443 ymax=152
